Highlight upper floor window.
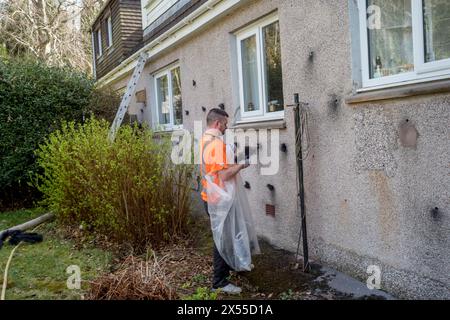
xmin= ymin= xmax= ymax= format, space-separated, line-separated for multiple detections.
xmin=235 ymin=14 xmax=284 ymax=121
xmin=359 ymin=0 xmax=450 ymax=89
xmin=96 ymin=28 xmax=102 ymax=57
xmin=106 ymin=16 xmax=113 ymax=48
xmin=154 ymin=65 xmax=183 ymax=130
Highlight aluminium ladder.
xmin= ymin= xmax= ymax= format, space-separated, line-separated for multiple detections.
xmin=109 ymin=52 xmax=149 ymax=141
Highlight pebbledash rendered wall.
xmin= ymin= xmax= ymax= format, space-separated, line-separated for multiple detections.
xmin=110 ymin=0 xmax=450 ymax=299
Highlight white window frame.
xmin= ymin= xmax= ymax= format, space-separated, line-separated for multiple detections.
xmin=359 ymin=0 xmax=450 ymax=91
xmin=235 ymin=13 xmax=284 ymax=122
xmin=106 ymin=16 xmax=113 ymax=48
xmin=153 ymin=64 xmax=183 ymax=131
xmin=96 ymin=28 xmax=102 ymax=57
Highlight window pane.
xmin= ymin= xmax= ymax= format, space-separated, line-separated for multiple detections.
xmin=263 ymin=21 xmax=284 ymax=113
xmin=241 ymin=35 xmax=260 ymax=112
xmin=97 ymin=30 xmax=102 ymax=56
xmin=171 ymin=67 xmax=183 ymax=126
xmin=367 ymin=0 xmax=414 ymax=79
xmin=107 ymin=17 xmax=113 ymax=47
xmin=157 ymin=75 xmax=170 ymax=125
xmin=424 ymin=0 xmax=450 ymax=63
xmin=105 ymin=19 xmax=109 ymax=47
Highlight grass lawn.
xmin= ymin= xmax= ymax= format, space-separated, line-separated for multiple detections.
xmin=0 ymin=208 xmax=112 ymax=300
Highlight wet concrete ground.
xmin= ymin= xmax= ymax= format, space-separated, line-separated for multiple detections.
xmin=192 ymin=216 xmax=395 ymax=300
xmin=235 ymin=241 xmax=395 ymax=300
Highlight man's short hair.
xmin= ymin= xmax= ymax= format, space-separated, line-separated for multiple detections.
xmin=206 ymin=108 xmax=229 ymax=126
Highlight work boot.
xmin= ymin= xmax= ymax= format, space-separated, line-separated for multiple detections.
xmin=212 ymin=283 xmax=242 ymax=295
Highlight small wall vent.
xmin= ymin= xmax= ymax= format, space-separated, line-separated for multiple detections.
xmin=266 ymin=204 xmax=275 ymax=217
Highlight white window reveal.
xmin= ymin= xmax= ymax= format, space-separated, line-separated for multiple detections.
xmin=96 ymin=28 xmax=102 ymax=57
xmin=359 ymin=0 xmax=450 ymax=90
xmin=106 ymin=16 xmax=113 ymax=48
xmin=154 ymin=65 xmax=183 ymax=130
xmin=236 ymin=14 xmax=284 ymax=121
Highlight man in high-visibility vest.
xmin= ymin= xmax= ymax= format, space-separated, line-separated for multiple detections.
xmin=200 ymin=108 xmax=248 ymax=295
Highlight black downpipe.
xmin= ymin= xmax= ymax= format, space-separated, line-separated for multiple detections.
xmin=294 ymin=93 xmax=310 ymax=273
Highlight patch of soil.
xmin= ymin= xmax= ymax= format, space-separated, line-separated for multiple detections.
xmin=85 ymin=216 xmax=374 ymax=300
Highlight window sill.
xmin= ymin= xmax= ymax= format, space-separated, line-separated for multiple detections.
xmin=153 ymin=126 xmax=184 ymax=135
xmin=346 ymin=78 xmax=450 ymax=104
xmin=231 ymin=118 xmax=286 ymax=130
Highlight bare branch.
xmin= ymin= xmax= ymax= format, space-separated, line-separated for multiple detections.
xmin=0 ymin=0 xmax=104 ymax=72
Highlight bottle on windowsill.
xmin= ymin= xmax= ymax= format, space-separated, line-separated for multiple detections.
xmin=376 ymin=56 xmax=382 ymax=69
xmin=374 ymin=65 xmax=382 ymax=78
xmin=374 ymin=55 xmax=383 ymax=78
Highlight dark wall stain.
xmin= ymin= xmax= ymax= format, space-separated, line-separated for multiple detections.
xmin=328 ymin=93 xmax=341 ymax=118
xmin=399 ymin=119 xmax=419 ymax=149
xmin=369 ymin=170 xmax=399 ymax=252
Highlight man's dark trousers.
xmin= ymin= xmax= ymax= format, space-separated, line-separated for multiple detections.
xmin=203 ymin=201 xmax=231 ymax=289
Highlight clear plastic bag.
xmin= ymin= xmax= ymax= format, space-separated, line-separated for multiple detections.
xmin=204 ymin=145 xmax=260 ymax=272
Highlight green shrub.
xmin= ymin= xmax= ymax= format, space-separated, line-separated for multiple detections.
xmin=87 ymin=85 xmax=122 ymax=123
xmin=34 ymin=118 xmax=193 ymax=252
xmin=0 ymin=58 xmax=119 ymax=209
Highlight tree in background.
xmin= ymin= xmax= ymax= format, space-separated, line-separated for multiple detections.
xmin=0 ymin=0 xmax=104 ymax=72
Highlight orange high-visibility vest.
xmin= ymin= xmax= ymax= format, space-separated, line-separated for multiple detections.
xmin=200 ymin=132 xmax=228 ymax=202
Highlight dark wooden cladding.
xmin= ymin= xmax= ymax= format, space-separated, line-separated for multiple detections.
xmin=120 ymin=0 xmax=143 ymax=61
xmin=92 ymin=0 xmax=143 ymax=80
xmin=92 ymin=0 xmax=211 ymax=81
